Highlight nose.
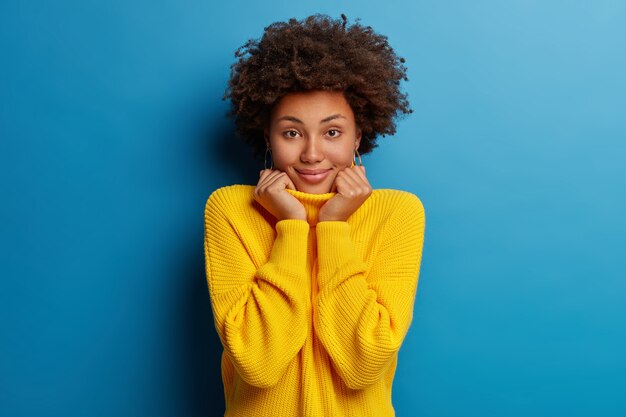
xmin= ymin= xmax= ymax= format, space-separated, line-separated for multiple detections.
xmin=301 ymin=137 xmax=324 ymax=164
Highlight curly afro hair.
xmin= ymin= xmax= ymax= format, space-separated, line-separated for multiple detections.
xmin=224 ymin=13 xmax=412 ymax=158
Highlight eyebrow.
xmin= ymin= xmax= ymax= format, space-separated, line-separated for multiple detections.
xmin=276 ymin=114 xmax=346 ymax=124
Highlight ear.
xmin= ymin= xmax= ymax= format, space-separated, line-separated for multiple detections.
xmin=355 ymin=128 xmax=362 ymax=150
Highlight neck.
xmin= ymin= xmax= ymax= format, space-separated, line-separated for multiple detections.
xmin=285 ymin=188 xmax=335 ymax=225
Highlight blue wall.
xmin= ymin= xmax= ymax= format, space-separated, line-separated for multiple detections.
xmin=1 ymin=1 xmax=625 ymax=416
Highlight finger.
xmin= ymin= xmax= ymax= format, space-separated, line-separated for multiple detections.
xmin=347 ymin=166 xmax=371 ymax=189
xmin=266 ymin=172 xmax=292 ymax=191
xmin=341 ymin=167 xmax=363 ymax=184
xmin=352 ymin=165 xmax=368 ymax=181
xmin=334 ymin=170 xmax=360 ymax=195
xmin=341 ymin=168 xmax=371 ymax=195
xmin=258 ymin=169 xmax=277 ymax=184
xmin=256 ymin=172 xmax=284 ymax=199
xmin=284 ymin=175 xmax=297 ymax=190
xmin=259 ymin=169 xmax=274 ymax=179
xmin=257 ymin=169 xmax=283 ymax=189
xmin=259 ymin=170 xmax=295 ymax=191
xmin=329 ymin=170 xmax=342 ymax=193
xmin=357 ymin=167 xmax=371 ymax=188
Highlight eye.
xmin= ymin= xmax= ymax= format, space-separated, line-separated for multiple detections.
xmin=327 ymin=129 xmax=341 ymax=138
xmin=283 ymin=130 xmax=300 ymax=138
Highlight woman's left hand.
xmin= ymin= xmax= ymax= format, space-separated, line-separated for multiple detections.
xmin=319 ymin=166 xmax=372 ymax=222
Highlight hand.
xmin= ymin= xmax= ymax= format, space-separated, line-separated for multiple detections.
xmin=254 ymin=169 xmax=306 ymax=221
xmin=318 ymin=166 xmax=372 ymax=222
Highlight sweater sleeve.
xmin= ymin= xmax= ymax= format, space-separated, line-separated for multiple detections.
xmin=204 ymin=193 xmax=310 ymax=388
xmin=313 ymin=193 xmax=426 ymax=389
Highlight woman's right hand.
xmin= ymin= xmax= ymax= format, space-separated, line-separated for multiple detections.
xmin=254 ymin=169 xmax=306 ymax=221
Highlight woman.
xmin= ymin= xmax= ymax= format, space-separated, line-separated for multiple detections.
xmin=204 ymin=14 xmax=426 ymax=417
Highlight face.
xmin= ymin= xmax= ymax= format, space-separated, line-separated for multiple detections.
xmin=265 ymin=90 xmax=361 ymax=194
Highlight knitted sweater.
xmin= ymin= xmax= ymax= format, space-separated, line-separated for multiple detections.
xmin=203 ymin=184 xmax=426 ymax=417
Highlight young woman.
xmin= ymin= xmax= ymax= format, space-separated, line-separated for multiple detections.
xmin=204 ymin=14 xmax=426 ymax=417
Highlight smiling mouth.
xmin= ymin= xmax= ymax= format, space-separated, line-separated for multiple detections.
xmin=295 ymin=168 xmax=332 ymax=184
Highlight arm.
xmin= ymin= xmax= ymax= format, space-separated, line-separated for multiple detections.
xmin=313 ymin=193 xmax=426 ymax=389
xmin=204 ymin=193 xmax=309 ymax=388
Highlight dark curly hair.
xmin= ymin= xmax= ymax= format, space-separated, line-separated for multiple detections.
xmin=224 ymin=13 xmax=412 ymax=158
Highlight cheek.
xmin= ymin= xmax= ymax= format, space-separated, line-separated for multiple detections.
xmin=271 ymin=144 xmax=298 ymax=167
xmin=330 ymin=142 xmax=356 ymax=166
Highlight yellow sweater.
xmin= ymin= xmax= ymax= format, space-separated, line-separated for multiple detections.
xmin=204 ymin=184 xmax=426 ymax=417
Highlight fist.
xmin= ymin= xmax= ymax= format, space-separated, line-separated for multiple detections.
xmin=319 ymin=166 xmax=372 ymax=222
xmin=254 ymin=169 xmax=306 ymax=221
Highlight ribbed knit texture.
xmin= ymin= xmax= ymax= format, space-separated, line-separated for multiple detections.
xmin=204 ymin=184 xmax=426 ymax=417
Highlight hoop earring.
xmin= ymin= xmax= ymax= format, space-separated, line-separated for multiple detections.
xmin=351 ymin=149 xmax=362 ymax=167
xmin=264 ymin=147 xmax=273 ymax=170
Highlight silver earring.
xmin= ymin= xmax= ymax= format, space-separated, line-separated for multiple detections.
xmin=264 ymin=147 xmax=273 ymax=170
xmin=352 ymin=149 xmax=362 ymax=167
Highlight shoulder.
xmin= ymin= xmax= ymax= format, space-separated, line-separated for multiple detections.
xmin=204 ymin=184 xmax=256 ymax=219
xmin=364 ymin=189 xmax=426 ymax=243
xmin=353 ymin=189 xmax=425 ymax=235
xmin=206 ymin=184 xmax=255 ymax=203
xmin=369 ymin=188 xmax=425 ymax=219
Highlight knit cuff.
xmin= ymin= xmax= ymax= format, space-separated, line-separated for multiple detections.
xmin=268 ymin=220 xmax=310 ymax=273
xmin=316 ymin=221 xmax=359 ymax=286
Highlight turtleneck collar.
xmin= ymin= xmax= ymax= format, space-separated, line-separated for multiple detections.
xmin=285 ymin=188 xmax=335 ymax=225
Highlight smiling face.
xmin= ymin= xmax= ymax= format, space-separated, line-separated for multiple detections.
xmin=265 ymin=90 xmax=361 ymax=194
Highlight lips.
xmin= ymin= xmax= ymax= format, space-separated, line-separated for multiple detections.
xmin=295 ymin=168 xmax=332 ymax=184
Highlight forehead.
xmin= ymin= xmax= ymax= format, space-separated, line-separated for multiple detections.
xmin=271 ymin=90 xmax=355 ymax=122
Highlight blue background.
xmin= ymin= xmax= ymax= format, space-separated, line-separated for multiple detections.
xmin=1 ymin=0 xmax=625 ymax=416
